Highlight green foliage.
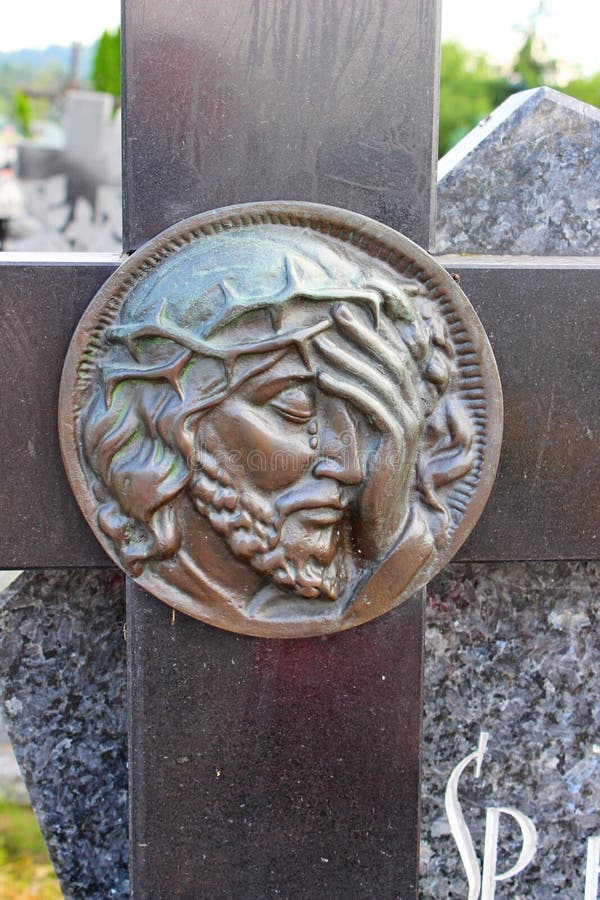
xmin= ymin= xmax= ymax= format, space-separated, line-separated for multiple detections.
xmin=92 ymin=28 xmax=121 ymax=98
xmin=0 ymin=802 xmax=61 ymax=899
xmin=513 ymin=30 xmax=555 ymax=89
xmin=0 ymin=56 xmax=65 ymax=123
xmin=439 ymin=42 xmax=513 ymax=157
xmin=560 ymin=71 xmax=600 ymax=108
xmin=0 ymin=803 xmax=47 ymax=861
xmin=439 ymin=24 xmax=600 ymax=158
xmin=11 ymin=90 xmax=33 ymax=138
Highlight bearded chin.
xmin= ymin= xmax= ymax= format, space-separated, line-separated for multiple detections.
xmin=189 ymin=464 xmax=345 ymax=601
xmin=249 ymin=519 xmax=344 ymax=601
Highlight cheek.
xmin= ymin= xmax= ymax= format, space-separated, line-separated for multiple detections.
xmin=210 ymin=398 xmax=315 ymax=491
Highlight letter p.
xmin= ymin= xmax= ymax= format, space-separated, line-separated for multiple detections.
xmin=481 ymin=806 xmax=537 ymax=899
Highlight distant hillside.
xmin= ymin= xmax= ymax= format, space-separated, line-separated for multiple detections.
xmin=0 ymin=42 xmax=98 ymax=116
xmin=0 ymin=42 xmax=96 ymax=79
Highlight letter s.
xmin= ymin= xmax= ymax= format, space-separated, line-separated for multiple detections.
xmin=445 ymin=732 xmax=489 ymax=900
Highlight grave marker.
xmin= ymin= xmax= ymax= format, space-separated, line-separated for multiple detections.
xmin=0 ymin=2 xmax=598 ymax=897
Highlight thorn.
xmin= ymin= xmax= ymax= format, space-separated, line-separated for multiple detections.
xmin=296 ymin=338 xmax=311 ymax=367
xmin=167 ymin=350 xmax=192 ymax=399
xmin=124 ymin=335 xmax=140 ymax=361
xmin=157 ymin=297 xmax=169 ymax=321
xmin=284 ymin=254 xmax=303 ymax=294
xmin=269 ymin=306 xmax=284 ymax=330
xmin=220 ymin=277 xmax=238 ymax=305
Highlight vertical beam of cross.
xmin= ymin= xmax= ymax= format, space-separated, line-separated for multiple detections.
xmin=122 ymin=0 xmax=441 ymax=252
xmin=124 ymin=1 xmax=440 ymax=896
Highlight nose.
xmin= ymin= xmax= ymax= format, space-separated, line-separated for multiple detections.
xmin=312 ymin=396 xmax=362 ymax=485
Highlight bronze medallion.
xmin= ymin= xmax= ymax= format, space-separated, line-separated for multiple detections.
xmin=59 ymin=202 xmax=502 ymax=637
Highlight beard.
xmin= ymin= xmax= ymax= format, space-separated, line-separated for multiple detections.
xmin=188 ymin=452 xmax=345 ymax=601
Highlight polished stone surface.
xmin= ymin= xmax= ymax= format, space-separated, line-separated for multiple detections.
xmin=0 ymin=570 xmax=128 ymax=899
xmin=424 ymin=85 xmax=600 ymax=896
xmin=420 ymin=561 xmax=599 ymax=898
xmin=436 ymin=87 xmax=600 ymax=255
xmin=2 ymin=562 xmax=597 ymax=898
xmin=129 ymin=584 xmax=423 ymax=898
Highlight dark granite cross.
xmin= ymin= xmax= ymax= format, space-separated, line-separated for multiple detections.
xmin=0 ymin=2 xmax=597 ymax=896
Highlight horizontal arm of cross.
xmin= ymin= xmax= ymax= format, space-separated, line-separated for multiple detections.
xmin=1 ymin=252 xmax=597 ymax=567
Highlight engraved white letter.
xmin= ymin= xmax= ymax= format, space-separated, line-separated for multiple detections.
xmin=480 ymin=806 xmax=537 ymax=899
xmin=585 ymin=836 xmax=600 ymax=900
xmin=445 ymin=732 xmax=489 ymax=900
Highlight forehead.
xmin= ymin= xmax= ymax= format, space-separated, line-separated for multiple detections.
xmin=228 ymin=298 xmax=379 ymax=398
xmin=234 ymin=349 xmax=314 ymax=399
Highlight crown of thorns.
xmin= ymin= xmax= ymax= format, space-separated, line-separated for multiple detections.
xmin=100 ymin=254 xmax=395 ymax=408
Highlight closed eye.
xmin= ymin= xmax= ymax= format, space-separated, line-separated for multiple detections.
xmin=269 ymin=386 xmax=314 ymax=423
xmin=271 ymin=406 xmax=313 ymax=423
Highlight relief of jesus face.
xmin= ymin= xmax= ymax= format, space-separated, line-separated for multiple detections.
xmin=64 ymin=206 xmax=490 ymax=637
xmin=182 ymin=293 xmax=434 ymax=605
xmin=189 ymin=346 xmax=366 ymax=601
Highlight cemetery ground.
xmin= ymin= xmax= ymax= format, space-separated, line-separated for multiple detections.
xmin=0 ymin=801 xmax=61 ymax=900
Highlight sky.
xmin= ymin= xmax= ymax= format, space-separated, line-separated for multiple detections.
xmin=442 ymin=0 xmax=600 ymax=78
xmin=2 ymin=1 xmax=121 ymax=53
xmin=1 ymin=0 xmax=599 ymax=78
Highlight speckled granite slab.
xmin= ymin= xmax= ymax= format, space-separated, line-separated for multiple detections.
xmin=436 ymin=87 xmax=600 ymax=256
xmin=424 ymin=85 xmax=600 ymax=898
xmin=0 ymin=570 xmax=128 ymax=899
xmin=1 ymin=563 xmax=597 ymax=898
xmin=420 ymin=562 xmax=599 ymax=898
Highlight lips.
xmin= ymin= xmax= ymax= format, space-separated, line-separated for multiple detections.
xmin=297 ymin=506 xmax=344 ymax=526
xmin=275 ymin=480 xmax=345 ymax=517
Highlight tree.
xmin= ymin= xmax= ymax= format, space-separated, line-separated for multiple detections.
xmin=439 ymin=22 xmax=600 ymax=159
xmin=91 ymin=28 xmax=121 ymax=99
xmin=439 ymin=43 xmax=513 ymax=157
xmin=513 ymin=30 xmax=553 ymax=89
xmin=11 ymin=90 xmax=33 ymax=138
xmin=560 ymin=72 xmax=600 ymax=109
